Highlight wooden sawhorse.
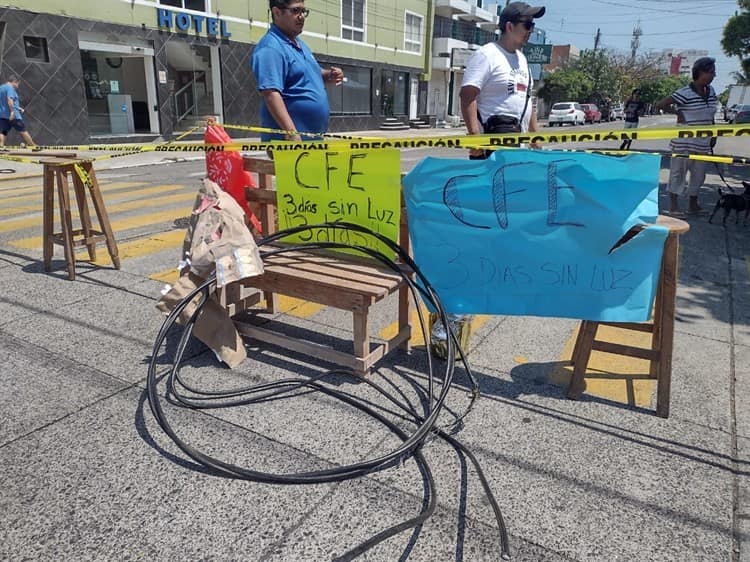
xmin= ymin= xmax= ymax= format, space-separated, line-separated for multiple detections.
xmin=566 ymin=215 xmax=690 ymax=418
xmin=42 ymin=159 xmax=120 ymax=280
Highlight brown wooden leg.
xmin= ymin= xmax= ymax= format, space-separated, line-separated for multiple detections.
xmin=353 ymin=310 xmax=369 ymax=368
xmin=71 ymin=165 xmax=96 ymax=261
xmin=83 ymin=162 xmax=120 ymax=269
xmin=655 ymin=234 xmax=679 ymax=418
xmin=397 ymin=284 xmax=411 ymax=351
xmin=42 ymin=165 xmax=55 ymax=271
xmin=56 ymin=169 xmax=76 ymax=280
xmin=649 ymin=259 xmax=665 ymax=380
xmin=567 ymin=321 xmax=599 ymax=400
xmin=258 ymin=170 xmax=276 ymax=312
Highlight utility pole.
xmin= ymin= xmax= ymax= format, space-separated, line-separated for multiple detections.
xmin=631 ymin=22 xmax=642 ymax=62
xmin=594 ymin=28 xmax=601 ymax=51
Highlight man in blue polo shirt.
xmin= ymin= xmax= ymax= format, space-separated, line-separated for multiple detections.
xmin=251 ymin=0 xmax=343 ymax=142
xmin=0 ymin=76 xmax=35 ymax=147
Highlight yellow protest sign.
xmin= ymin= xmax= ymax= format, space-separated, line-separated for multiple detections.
xmin=274 ymin=148 xmax=401 ymax=256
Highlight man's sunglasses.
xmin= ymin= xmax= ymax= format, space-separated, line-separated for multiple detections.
xmin=514 ymin=20 xmax=535 ymax=30
xmin=281 ymin=6 xmax=310 ymax=16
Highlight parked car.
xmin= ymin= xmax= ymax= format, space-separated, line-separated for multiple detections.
xmin=609 ymin=103 xmax=624 ymax=120
xmin=548 ymin=102 xmax=585 ymax=126
xmin=726 ymin=103 xmax=740 ymax=123
xmin=733 ymin=104 xmax=750 ymax=123
xmin=580 ymin=103 xmax=602 ymax=124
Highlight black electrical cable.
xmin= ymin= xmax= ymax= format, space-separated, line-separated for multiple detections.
xmin=147 ymin=221 xmax=511 ymax=560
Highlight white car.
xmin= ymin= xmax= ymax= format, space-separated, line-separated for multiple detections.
xmin=610 ymin=103 xmax=624 ymax=120
xmin=548 ymin=102 xmax=585 ymax=126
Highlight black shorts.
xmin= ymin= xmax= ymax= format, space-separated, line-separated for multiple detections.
xmin=0 ymin=118 xmax=26 ymax=134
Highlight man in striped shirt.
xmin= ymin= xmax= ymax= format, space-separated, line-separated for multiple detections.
xmin=655 ymin=57 xmax=717 ymax=215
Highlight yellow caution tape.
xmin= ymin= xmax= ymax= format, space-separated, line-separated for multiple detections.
xmin=0 ymin=123 xmax=748 ymax=166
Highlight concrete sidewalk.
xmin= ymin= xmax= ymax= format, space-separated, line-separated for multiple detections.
xmin=0 ymin=131 xmax=749 ymax=561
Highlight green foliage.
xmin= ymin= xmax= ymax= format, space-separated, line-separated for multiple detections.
xmin=574 ymin=49 xmax=624 ymax=105
xmin=722 ymin=1 xmax=750 ymax=84
xmin=637 ymin=75 xmax=690 ymax=106
xmin=537 ymin=67 xmax=593 ymax=104
xmin=538 ymin=48 xmax=689 ymax=109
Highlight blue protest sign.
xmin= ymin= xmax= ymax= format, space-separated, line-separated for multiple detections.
xmin=402 ymin=150 xmax=669 ymax=321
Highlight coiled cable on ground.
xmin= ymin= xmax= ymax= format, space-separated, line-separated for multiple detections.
xmin=147 ymin=222 xmax=511 ymax=560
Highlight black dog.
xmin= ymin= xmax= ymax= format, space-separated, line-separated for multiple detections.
xmin=708 ymin=181 xmax=750 ymax=225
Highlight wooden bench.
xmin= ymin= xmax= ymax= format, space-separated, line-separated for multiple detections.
xmin=218 ymin=156 xmax=411 ymax=375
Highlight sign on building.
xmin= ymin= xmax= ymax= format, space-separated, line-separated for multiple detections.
xmin=523 ymin=43 xmax=551 ymax=64
xmin=451 ymin=48 xmax=475 ymax=70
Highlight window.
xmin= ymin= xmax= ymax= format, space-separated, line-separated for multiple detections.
xmin=159 ymin=0 xmax=207 ymax=11
xmin=24 ymin=36 xmax=49 ymax=62
xmin=342 ymin=0 xmax=365 ymax=42
xmin=326 ymin=65 xmax=371 ymax=115
xmin=404 ymin=12 xmax=422 ymax=53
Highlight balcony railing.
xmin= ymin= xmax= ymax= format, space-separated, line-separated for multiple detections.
xmin=434 ymin=16 xmax=498 ymax=45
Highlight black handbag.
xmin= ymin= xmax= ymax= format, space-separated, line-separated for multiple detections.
xmin=483 ymin=114 xmax=521 ymax=133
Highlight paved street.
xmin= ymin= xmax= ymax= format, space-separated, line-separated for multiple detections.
xmin=1 ymin=120 xmax=750 ymax=561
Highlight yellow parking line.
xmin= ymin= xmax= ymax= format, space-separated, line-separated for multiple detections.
xmin=150 ymin=268 xmax=180 ymax=285
xmin=0 ymin=191 xmax=196 ymax=234
xmin=148 ymin=268 xmax=325 ymax=319
xmin=83 ymin=230 xmax=187 ymax=266
xmin=0 ymin=180 xmax=150 ymax=201
xmin=9 ymin=207 xmax=192 ymax=249
xmin=379 ymin=306 xmax=489 ymax=348
xmin=548 ymin=324 xmax=655 ymax=407
xmin=0 ymin=189 xmax=195 ymax=222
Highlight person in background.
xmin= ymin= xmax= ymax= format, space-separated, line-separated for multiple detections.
xmin=0 ymin=76 xmax=35 ymax=147
xmin=620 ymin=88 xmax=644 ymax=150
xmin=459 ymin=1 xmax=545 ymax=158
xmin=655 ymin=57 xmax=717 ymax=216
xmin=251 ymin=0 xmax=343 ymax=143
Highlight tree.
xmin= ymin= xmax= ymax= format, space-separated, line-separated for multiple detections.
xmin=537 ymin=66 xmax=593 ymax=105
xmin=722 ymin=0 xmax=750 ymax=82
xmin=636 ymin=75 xmax=690 ymax=107
xmin=575 ymin=49 xmax=624 ymax=106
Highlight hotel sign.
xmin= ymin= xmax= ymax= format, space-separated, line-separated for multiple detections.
xmin=157 ymin=8 xmax=232 ymax=38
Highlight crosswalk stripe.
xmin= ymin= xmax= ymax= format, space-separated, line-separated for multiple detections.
xmin=84 ymin=230 xmax=186 ymax=266
xmin=0 ymin=180 xmax=149 ymax=201
xmin=0 ymin=185 xmax=195 ymax=219
xmin=9 ymin=207 xmax=192 ymax=249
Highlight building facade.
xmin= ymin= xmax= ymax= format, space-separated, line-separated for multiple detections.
xmin=657 ymin=49 xmax=709 ymax=78
xmin=0 ymin=0 xmax=430 ymax=144
xmin=427 ymin=1 xmax=547 ymax=126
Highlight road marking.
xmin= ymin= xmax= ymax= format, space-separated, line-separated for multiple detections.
xmin=379 ymin=307 xmax=489 ymax=348
xmin=9 ymin=207 xmax=192 ymax=249
xmin=148 ymin=268 xmax=325 ymax=319
xmin=0 ymin=190 xmax=194 ymax=234
xmin=746 ymin=256 xmax=750 ymax=280
xmin=549 ymin=324 xmax=655 ymax=407
xmin=0 ymin=180 xmax=149 ymax=202
xmin=84 ymin=230 xmax=186 ymax=266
